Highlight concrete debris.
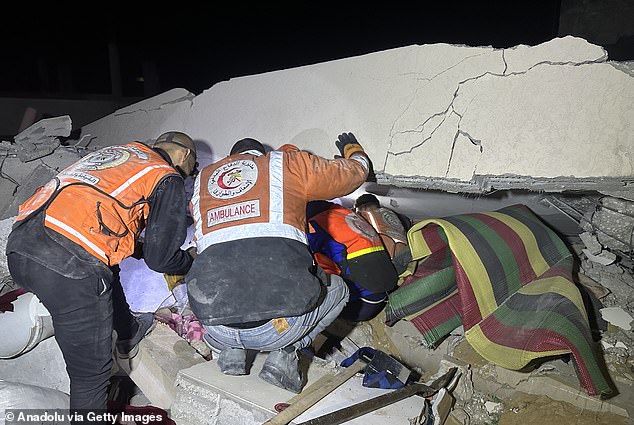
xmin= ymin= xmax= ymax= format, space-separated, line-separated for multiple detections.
xmin=447 ymin=408 xmax=470 ymax=425
xmin=600 ymin=307 xmax=633 ymax=331
xmin=583 ymin=197 xmax=634 ymax=256
xmin=0 ymin=337 xmax=69 ymax=394
xmin=499 ymin=393 xmax=629 ymax=425
xmin=73 ymin=37 xmax=634 ymax=197
xmin=80 ymin=88 xmax=196 ymax=149
xmin=583 ymin=248 xmax=617 ymax=265
xmin=0 ymin=144 xmax=83 ymax=221
xmin=0 ymin=218 xmax=13 ymax=288
xmin=115 ymin=322 xmax=205 ymax=409
xmin=576 ymin=273 xmax=611 ymax=299
xmin=580 ymin=259 xmax=634 ymax=308
xmin=0 ymin=165 xmax=56 ymax=220
xmin=601 ymin=340 xmax=628 ymax=350
xmin=484 ymin=401 xmax=502 ymax=414
xmin=579 ymin=232 xmax=603 ymax=255
xmin=13 ymin=115 xmax=71 ymax=162
xmin=0 ymin=379 xmax=69 ymax=411
xmin=1 ymin=36 xmax=634 ymax=425
xmin=432 ymin=356 xmax=474 ymax=403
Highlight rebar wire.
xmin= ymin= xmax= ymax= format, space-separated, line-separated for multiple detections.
xmin=0 ymin=154 xmax=20 ymax=188
xmin=542 ymin=196 xmax=634 ymax=265
xmin=582 ymin=196 xmax=634 ymax=265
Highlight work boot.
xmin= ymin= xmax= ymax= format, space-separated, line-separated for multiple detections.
xmin=258 ymin=347 xmax=303 ymax=393
xmin=217 ymin=347 xmax=248 ymax=375
xmin=116 ymin=312 xmax=155 ymax=359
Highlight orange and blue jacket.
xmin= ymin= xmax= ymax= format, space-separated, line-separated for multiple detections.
xmin=307 ymin=201 xmax=398 ymax=301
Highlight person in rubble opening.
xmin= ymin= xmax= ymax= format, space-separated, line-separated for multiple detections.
xmin=5 ymin=131 xmax=198 ymax=415
xmin=306 ymin=200 xmax=399 ymax=322
xmin=353 ymin=193 xmax=412 ymax=275
xmin=187 ymin=133 xmax=370 ymax=393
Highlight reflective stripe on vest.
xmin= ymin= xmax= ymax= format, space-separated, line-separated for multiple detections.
xmin=308 ymin=204 xmax=384 ymax=260
xmin=44 ymin=215 xmax=109 ymax=261
xmin=16 ymin=143 xmax=177 ymax=265
xmin=193 ymin=151 xmax=308 ymax=252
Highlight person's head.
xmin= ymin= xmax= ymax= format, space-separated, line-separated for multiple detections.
xmin=354 ymin=193 xmax=381 ymax=210
xmin=230 ymin=138 xmax=266 ymax=156
xmin=154 ymin=131 xmax=198 ymax=177
xmin=306 ymin=200 xmax=335 ymax=219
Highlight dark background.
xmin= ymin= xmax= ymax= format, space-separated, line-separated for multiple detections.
xmin=2 ymin=3 xmax=564 ymax=97
xmin=1 ymin=1 xmax=632 ymax=99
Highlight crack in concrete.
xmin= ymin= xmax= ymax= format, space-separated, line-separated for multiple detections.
xmin=386 ymin=50 xmax=607 ymax=179
xmin=388 ymin=51 xmax=506 ymax=158
xmin=445 ymin=95 xmax=481 ymax=178
xmin=384 ymin=53 xmax=491 ymax=171
xmin=0 ymin=156 xmax=19 ymax=191
xmin=114 ymin=95 xmax=195 ymax=117
xmin=114 ymin=108 xmax=151 ymax=117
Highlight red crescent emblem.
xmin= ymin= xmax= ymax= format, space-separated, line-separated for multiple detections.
xmin=217 ymin=167 xmax=242 ymax=189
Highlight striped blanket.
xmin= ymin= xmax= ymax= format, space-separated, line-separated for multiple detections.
xmin=385 ymin=204 xmax=612 ymax=397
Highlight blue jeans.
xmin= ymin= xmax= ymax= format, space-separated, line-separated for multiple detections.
xmin=204 ymin=274 xmax=349 ymax=351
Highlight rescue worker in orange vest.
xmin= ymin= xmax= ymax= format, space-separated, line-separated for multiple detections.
xmin=5 ymin=132 xmax=198 ymax=415
xmin=353 ymin=193 xmax=412 ymax=275
xmin=187 ymin=133 xmax=370 ymax=393
xmin=306 ymin=200 xmax=399 ymax=321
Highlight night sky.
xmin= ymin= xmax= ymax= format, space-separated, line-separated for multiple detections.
xmin=2 ymin=3 xmax=563 ymax=97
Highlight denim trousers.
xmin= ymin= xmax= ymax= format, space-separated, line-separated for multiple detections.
xmin=7 ymin=253 xmax=136 ymax=416
xmin=203 ymin=274 xmax=349 ymax=352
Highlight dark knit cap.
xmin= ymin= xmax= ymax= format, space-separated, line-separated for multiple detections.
xmin=230 ymin=138 xmax=266 ymax=155
xmin=354 ymin=193 xmax=381 ymax=209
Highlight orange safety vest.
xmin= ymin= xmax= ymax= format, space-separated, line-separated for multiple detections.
xmin=356 ymin=204 xmax=409 ymax=261
xmin=15 ymin=142 xmax=178 ymax=266
xmin=191 ymin=149 xmax=368 ymax=252
xmin=308 ymin=203 xmax=386 ymax=269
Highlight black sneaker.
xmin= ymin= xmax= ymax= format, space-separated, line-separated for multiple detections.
xmin=217 ymin=347 xmax=248 ymax=375
xmin=258 ymin=347 xmax=303 ymax=393
xmin=116 ymin=312 xmax=155 ymax=359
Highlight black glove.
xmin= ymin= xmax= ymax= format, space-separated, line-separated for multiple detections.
xmin=131 ymin=241 xmax=144 ymax=260
xmin=335 ymin=132 xmax=365 ymax=159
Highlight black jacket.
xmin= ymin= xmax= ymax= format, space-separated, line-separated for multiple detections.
xmin=6 ymin=148 xmax=193 ymax=280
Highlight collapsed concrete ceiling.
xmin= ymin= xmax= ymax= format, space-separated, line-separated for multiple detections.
xmin=77 ymin=36 xmax=632 ymax=200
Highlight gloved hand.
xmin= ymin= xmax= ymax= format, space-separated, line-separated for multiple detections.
xmin=335 ymin=132 xmax=365 ymax=159
xmin=131 ymin=241 xmax=144 ymax=260
xmin=164 ymin=273 xmax=186 ymax=291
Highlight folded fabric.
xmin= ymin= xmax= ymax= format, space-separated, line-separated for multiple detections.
xmin=385 ymin=204 xmax=612 ymax=397
xmin=154 ymin=311 xmax=205 ymax=343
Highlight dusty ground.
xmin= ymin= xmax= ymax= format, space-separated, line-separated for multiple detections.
xmin=498 ymin=393 xmax=629 ymax=425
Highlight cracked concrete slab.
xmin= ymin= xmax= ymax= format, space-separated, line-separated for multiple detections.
xmin=76 ymin=36 xmax=633 ymax=197
xmin=0 ymin=149 xmax=82 ymax=220
xmin=81 ymin=88 xmax=196 ymax=148
xmin=14 ymin=115 xmax=71 ymax=162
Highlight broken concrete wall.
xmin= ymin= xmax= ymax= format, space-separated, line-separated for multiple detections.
xmin=81 ymin=89 xmax=196 ymax=149
xmin=0 ymin=116 xmax=83 ymax=220
xmin=76 ymin=36 xmax=634 ymax=199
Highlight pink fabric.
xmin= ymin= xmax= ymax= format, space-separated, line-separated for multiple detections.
xmin=155 ymin=311 xmax=205 ymax=342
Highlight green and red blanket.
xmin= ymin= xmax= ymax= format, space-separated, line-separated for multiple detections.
xmin=385 ymin=204 xmax=612 ymax=397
